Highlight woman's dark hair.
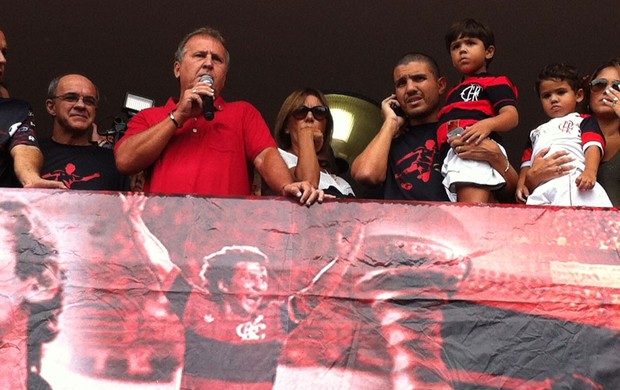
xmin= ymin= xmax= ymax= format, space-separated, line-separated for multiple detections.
xmin=585 ymin=58 xmax=620 ymax=113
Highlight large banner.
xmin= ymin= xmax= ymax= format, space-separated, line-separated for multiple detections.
xmin=1 ymin=189 xmax=618 ymax=389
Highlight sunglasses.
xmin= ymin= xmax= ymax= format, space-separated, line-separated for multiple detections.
xmin=291 ymin=105 xmax=329 ymax=120
xmin=590 ymin=78 xmax=620 ymax=93
xmin=52 ymin=93 xmax=98 ymax=107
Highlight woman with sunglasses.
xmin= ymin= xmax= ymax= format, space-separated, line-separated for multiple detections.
xmin=523 ymin=58 xmax=620 ymax=207
xmin=273 ymin=88 xmax=355 ymax=198
xmin=587 ymin=59 xmax=620 ymax=206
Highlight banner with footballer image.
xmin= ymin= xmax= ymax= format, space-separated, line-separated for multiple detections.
xmin=0 ymin=189 xmax=618 ymax=389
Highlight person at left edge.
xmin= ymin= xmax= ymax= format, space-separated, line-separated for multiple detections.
xmin=40 ymin=74 xmax=129 ymax=190
xmin=114 ymin=27 xmax=323 ymax=205
xmin=0 ymin=28 xmax=65 ymax=189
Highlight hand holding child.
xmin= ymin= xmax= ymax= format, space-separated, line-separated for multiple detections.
xmin=462 ymin=120 xmax=493 ymax=145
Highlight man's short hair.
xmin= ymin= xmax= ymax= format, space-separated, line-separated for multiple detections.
xmin=46 ymin=74 xmax=100 ymax=101
xmin=395 ymin=52 xmax=441 ymax=79
xmin=174 ymin=26 xmax=230 ymax=65
xmin=535 ymin=63 xmax=582 ymax=95
xmin=200 ymin=245 xmax=268 ymax=294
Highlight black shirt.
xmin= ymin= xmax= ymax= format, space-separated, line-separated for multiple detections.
xmin=384 ymin=122 xmax=449 ymax=201
xmin=39 ymin=138 xmax=129 ymax=191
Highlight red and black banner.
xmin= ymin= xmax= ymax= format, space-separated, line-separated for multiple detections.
xmin=1 ymin=189 xmax=618 ymax=389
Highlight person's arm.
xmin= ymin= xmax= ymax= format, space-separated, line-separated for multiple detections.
xmin=524 ymin=147 xmax=575 ymax=191
xmin=115 ymin=86 xmax=210 ymax=175
xmin=122 ymin=194 xmax=179 ymax=278
xmin=351 ymin=95 xmax=404 ymax=187
xmin=114 ymin=113 xmax=179 ymax=175
xmin=575 ymin=146 xmax=601 ymax=191
xmin=254 ymin=147 xmax=324 ymax=206
xmin=460 ymin=105 xmax=519 ymax=145
xmin=516 ymin=166 xmax=530 ymax=203
xmin=289 ymin=226 xmax=364 ymax=321
xmin=290 ymin=125 xmax=321 ymax=188
xmin=11 ymin=145 xmax=66 ymax=189
xmin=490 ymin=148 xmax=518 ymax=203
xmin=449 ymin=137 xmax=517 ymax=202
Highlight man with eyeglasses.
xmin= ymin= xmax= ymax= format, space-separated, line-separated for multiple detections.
xmin=114 ymin=27 xmax=323 ymax=205
xmin=39 ymin=74 xmax=129 ymax=190
xmin=0 ymin=29 xmax=66 ymax=189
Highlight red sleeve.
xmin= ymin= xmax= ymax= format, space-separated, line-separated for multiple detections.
xmin=241 ymin=102 xmax=277 ymax=162
xmin=579 ymin=115 xmax=605 ymax=152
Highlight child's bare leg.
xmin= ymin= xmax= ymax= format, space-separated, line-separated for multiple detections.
xmin=456 ymin=185 xmax=491 ymax=203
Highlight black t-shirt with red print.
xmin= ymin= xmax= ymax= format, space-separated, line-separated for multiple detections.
xmin=39 ymin=138 xmax=129 ymax=191
xmin=384 ymin=122 xmax=449 ymax=201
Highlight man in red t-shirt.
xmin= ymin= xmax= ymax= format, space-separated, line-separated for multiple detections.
xmin=114 ymin=27 xmax=322 ymax=205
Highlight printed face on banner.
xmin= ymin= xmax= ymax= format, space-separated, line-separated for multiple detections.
xmin=219 ymin=261 xmax=269 ymax=316
xmin=0 ymin=224 xmax=20 ymax=334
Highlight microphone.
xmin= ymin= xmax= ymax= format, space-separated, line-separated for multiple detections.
xmin=199 ymin=75 xmax=215 ymax=121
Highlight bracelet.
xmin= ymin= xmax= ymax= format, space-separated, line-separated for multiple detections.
xmin=169 ymin=110 xmax=182 ymax=128
xmin=503 ymin=158 xmax=510 ymax=174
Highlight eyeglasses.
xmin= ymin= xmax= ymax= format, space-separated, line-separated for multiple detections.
xmin=590 ymin=78 xmax=620 ymax=93
xmin=52 ymin=93 xmax=98 ymax=107
xmin=291 ymin=105 xmax=329 ymax=120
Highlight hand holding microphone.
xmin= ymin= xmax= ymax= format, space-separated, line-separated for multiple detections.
xmin=199 ymin=75 xmax=215 ymax=121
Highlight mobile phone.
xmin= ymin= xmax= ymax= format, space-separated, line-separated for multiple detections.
xmin=390 ymin=102 xmax=406 ymax=118
xmin=447 ymin=126 xmax=465 ymax=138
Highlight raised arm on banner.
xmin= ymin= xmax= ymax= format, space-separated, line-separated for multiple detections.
xmin=290 ymin=225 xmax=364 ymax=318
xmin=122 ymin=194 xmax=179 ymax=277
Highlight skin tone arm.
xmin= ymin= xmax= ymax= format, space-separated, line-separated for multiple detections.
xmin=254 ymin=147 xmax=324 ymax=206
xmin=122 ymin=194 xmax=179 ymax=280
xmin=11 ymin=145 xmax=66 ymax=188
xmin=460 ymin=105 xmax=519 ymax=145
xmin=575 ymin=146 xmax=601 ymax=191
xmin=351 ymin=95 xmax=405 ymax=187
xmin=292 ymin=226 xmax=364 ymax=315
xmin=115 ymin=82 xmax=215 ymax=175
xmin=291 ymin=124 xmax=321 ymax=188
xmin=516 ymin=166 xmax=531 ymax=203
xmin=517 ymin=147 xmax=576 ymax=203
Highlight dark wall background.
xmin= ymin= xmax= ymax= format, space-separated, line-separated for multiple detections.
xmin=2 ymin=1 xmax=618 ymax=165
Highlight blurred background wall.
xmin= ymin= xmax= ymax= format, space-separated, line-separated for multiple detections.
xmin=2 ymin=1 xmax=618 ymax=165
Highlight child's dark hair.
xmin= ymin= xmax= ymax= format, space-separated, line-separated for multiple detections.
xmin=535 ymin=63 xmax=582 ymax=96
xmin=445 ymin=18 xmax=495 ymax=51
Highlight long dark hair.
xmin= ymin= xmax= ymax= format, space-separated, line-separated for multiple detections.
xmin=585 ymin=58 xmax=620 ymax=114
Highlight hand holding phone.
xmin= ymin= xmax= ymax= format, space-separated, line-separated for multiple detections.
xmin=447 ymin=126 xmax=465 ymax=138
xmin=390 ymin=102 xmax=406 ymax=118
